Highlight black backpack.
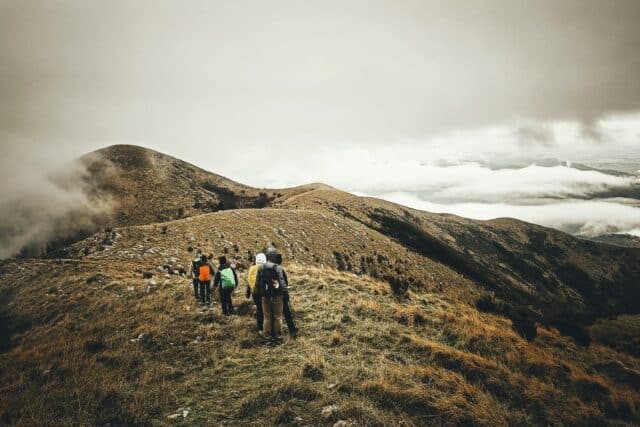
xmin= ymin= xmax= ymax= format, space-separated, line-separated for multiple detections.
xmin=191 ymin=259 xmax=201 ymax=278
xmin=259 ymin=262 xmax=283 ymax=297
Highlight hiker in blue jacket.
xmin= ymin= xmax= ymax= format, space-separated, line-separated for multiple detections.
xmin=213 ymin=256 xmax=238 ymax=315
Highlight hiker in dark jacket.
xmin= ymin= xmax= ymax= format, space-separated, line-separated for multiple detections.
xmin=190 ymin=249 xmax=203 ymax=301
xmin=197 ymin=254 xmax=215 ymax=305
xmin=257 ymin=247 xmax=287 ymax=339
xmin=275 ymin=253 xmax=298 ymax=337
xmin=213 ymin=256 xmax=238 ymax=315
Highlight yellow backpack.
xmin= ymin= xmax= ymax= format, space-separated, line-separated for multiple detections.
xmin=247 ymin=264 xmax=260 ymax=293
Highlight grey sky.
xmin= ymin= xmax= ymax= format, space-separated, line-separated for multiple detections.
xmin=1 ymin=0 xmax=640 ymax=165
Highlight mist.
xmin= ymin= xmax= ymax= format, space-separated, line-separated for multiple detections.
xmin=0 ymin=141 xmax=112 ymax=258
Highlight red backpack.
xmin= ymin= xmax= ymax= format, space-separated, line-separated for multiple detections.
xmin=198 ymin=264 xmax=211 ymax=281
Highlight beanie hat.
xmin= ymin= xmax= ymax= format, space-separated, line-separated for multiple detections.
xmin=255 ymin=253 xmax=267 ymax=264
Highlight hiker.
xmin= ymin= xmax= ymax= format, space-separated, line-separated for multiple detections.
xmin=213 ymin=256 xmax=238 ymax=315
xmin=256 ymin=247 xmax=287 ymax=339
xmin=197 ymin=254 xmax=215 ymax=305
xmin=246 ymin=253 xmax=267 ymax=332
xmin=275 ymin=253 xmax=298 ymax=336
xmin=189 ymin=249 xmax=203 ymax=300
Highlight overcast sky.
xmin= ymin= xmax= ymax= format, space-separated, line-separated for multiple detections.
xmin=1 ymin=0 xmax=640 ymax=164
xmin=1 ymin=1 xmax=640 ymax=254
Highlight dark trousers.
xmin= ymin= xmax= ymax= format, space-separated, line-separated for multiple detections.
xmin=192 ymin=279 xmax=199 ymax=299
xmin=252 ymin=293 xmax=264 ymax=332
xmin=199 ymin=280 xmax=210 ymax=303
xmin=219 ymin=287 xmax=234 ymax=314
xmin=283 ymin=292 xmax=297 ymax=333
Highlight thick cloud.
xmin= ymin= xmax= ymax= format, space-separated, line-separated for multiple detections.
xmin=0 ymin=0 xmax=639 ymax=151
xmin=0 ymin=139 xmax=112 ymax=258
xmin=378 ymin=193 xmax=640 ymax=237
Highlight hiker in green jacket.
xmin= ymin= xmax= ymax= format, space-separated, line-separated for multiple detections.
xmin=213 ymin=256 xmax=238 ymax=315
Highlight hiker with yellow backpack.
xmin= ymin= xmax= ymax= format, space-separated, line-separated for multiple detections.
xmin=245 ymin=253 xmax=267 ymax=333
xmin=213 ymin=256 xmax=238 ymax=315
xmin=197 ymin=254 xmax=215 ymax=305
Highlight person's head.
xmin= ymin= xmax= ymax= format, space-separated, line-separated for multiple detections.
xmin=265 ymin=246 xmax=278 ymax=263
xmin=275 ymin=253 xmax=283 ymax=265
xmin=255 ymin=253 xmax=267 ymax=265
xmin=218 ymin=255 xmax=227 ymax=266
xmin=196 ymin=248 xmax=202 ymax=255
xmin=200 ymin=255 xmax=207 ymax=263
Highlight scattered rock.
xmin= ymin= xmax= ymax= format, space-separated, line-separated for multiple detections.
xmin=167 ymin=413 xmax=180 ymax=420
xmin=147 ymin=279 xmax=157 ymax=286
xmin=156 ymin=266 xmax=165 ymax=273
xmin=321 ymin=405 xmax=338 ymax=418
xmin=333 ymin=421 xmax=348 ymax=427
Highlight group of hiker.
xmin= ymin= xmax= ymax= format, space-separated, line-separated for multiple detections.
xmin=188 ymin=247 xmax=297 ymax=340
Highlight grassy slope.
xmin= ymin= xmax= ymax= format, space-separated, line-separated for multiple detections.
xmin=280 ymin=188 xmax=640 ymax=339
xmin=1 ymin=259 xmax=639 ymax=426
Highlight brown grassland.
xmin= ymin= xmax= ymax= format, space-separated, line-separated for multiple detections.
xmin=1 ymin=258 xmax=639 ymax=425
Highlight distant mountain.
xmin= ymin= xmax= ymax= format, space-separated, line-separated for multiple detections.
xmin=80 ymin=144 xmax=329 ymax=227
xmin=587 ymin=233 xmax=640 ymax=248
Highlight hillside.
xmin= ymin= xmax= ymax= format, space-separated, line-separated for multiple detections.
xmin=280 ymin=188 xmax=640 ymax=343
xmin=80 ymin=144 xmax=329 ymax=227
xmin=1 ymin=144 xmax=640 ymax=425
xmin=1 ymin=257 xmax=639 ymax=425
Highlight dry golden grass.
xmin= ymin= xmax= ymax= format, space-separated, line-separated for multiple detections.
xmin=0 ymin=260 xmax=639 ymax=425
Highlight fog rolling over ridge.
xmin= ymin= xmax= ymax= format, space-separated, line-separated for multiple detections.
xmin=217 ymin=116 xmax=640 ymax=239
xmin=0 ymin=147 xmax=113 ymax=259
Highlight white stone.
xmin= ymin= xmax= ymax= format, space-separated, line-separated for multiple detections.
xmin=321 ymin=405 xmax=338 ymax=418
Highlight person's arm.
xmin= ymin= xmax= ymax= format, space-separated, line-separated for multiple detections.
xmin=213 ymin=268 xmax=221 ymax=288
xmin=277 ymin=266 xmax=287 ymax=292
xmin=232 ymin=268 xmax=239 ymax=288
xmin=282 ymin=270 xmax=290 ymax=295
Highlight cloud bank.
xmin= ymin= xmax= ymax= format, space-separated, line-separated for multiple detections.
xmin=221 ymin=116 xmax=640 ymax=237
xmin=0 ymin=140 xmax=112 ymax=258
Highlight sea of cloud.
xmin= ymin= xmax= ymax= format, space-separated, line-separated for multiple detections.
xmin=224 ymin=114 xmax=640 ymax=237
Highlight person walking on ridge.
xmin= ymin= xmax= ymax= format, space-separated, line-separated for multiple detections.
xmin=214 ymin=256 xmax=238 ymax=315
xmin=189 ymin=249 xmax=203 ymax=301
xmin=197 ymin=254 xmax=215 ymax=305
xmin=275 ymin=253 xmax=298 ymax=337
xmin=246 ymin=252 xmax=266 ymax=333
xmin=256 ymin=247 xmax=287 ymax=341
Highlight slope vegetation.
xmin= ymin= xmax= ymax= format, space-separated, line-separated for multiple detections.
xmin=1 ymin=258 xmax=639 ymax=425
xmin=280 ymin=188 xmax=640 ymax=343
